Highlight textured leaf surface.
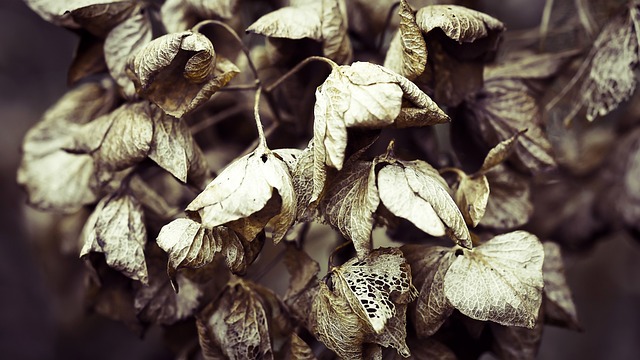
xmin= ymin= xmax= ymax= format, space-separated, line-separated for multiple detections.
xmin=186 ymin=144 xmax=295 ymax=243
xmin=310 ymin=248 xmax=417 ymax=359
xmin=444 ymin=231 xmax=544 ymax=328
xmin=197 ymin=279 xmax=276 ymax=360
xmin=18 ymin=79 xmax=117 ymax=212
xmin=322 ymin=161 xmax=379 ymax=258
xmin=415 ymin=4 xmax=504 ymax=43
xmin=104 ymin=6 xmax=152 ymax=98
xmin=81 ymin=193 xmax=148 ymax=284
xmin=148 ymin=108 xmax=210 ymax=187
xmin=321 ymin=0 xmax=352 ymax=64
xmin=377 ymin=159 xmax=471 ymax=248
xmin=127 ymin=30 xmax=239 ymax=117
xmin=384 ymin=0 xmax=427 ymax=81
xmin=402 ymin=245 xmax=455 ymax=337
xmin=156 ymin=218 xmax=220 ymax=285
xmin=481 ymin=165 xmax=533 ymax=230
xmin=490 ymin=306 xmax=544 ymax=360
xmin=247 ymin=6 xmax=322 ymax=40
xmin=454 ymin=175 xmax=489 ymax=227
xmin=65 ymin=101 xmax=154 ymax=172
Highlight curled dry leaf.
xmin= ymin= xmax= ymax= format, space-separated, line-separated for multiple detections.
xmin=186 ymin=143 xmax=296 ymax=243
xmin=542 ymin=242 xmax=580 ymax=330
xmin=197 ymin=278 xmax=279 ymax=360
xmin=291 ymin=144 xmax=316 ymax=222
xmin=479 ymin=130 xmax=524 ymax=174
xmin=384 ymin=0 xmax=427 ymax=81
xmin=246 ymin=0 xmax=352 ymax=64
xmin=68 ymin=1 xmax=137 ymax=37
xmin=134 ymin=253 xmax=202 ymax=325
xmin=376 ymin=155 xmax=471 ymax=248
xmin=156 ymin=218 xmax=220 ymax=287
xmin=481 ymin=164 xmax=533 ymax=230
xmin=416 ymin=4 xmax=505 ymax=44
xmin=444 ymin=230 xmax=544 ymax=328
xmin=80 ymin=192 xmax=149 ymax=284
xmin=322 ymin=161 xmax=378 ymax=258
xmin=126 ymin=29 xmax=239 ymax=117
xmin=215 ymin=225 xmax=265 ymax=275
xmin=64 ymin=101 xmax=154 ymax=173
xmin=24 ymin=0 xmax=130 ymax=28
xmin=18 ymin=79 xmax=117 ymax=213
xmin=283 ymin=246 xmax=320 ymax=327
xmin=401 ymin=245 xmax=455 ymax=337
xmin=104 ymin=5 xmax=153 ymax=98
xmin=415 ymin=4 xmax=505 ymax=106
xmin=148 ymin=107 xmax=211 ymax=189
xmin=312 ymin=61 xmax=448 ymax=202
xmin=310 ymin=248 xmax=417 ymax=359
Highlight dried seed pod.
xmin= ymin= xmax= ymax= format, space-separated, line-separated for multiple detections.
xmin=181 ymin=32 xmax=216 ymax=83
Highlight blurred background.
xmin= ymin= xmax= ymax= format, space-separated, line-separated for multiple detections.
xmin=0 ymin=0 xmax=638 ymax=359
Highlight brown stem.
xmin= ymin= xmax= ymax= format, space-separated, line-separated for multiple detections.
xmin=264 ymin=56 xmax=338 ymax=93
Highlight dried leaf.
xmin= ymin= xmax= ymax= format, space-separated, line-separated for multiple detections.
xmin=383 ymin=0 xmax=427 ymax=81
xmin=393 ymin=337 xmax=456 ymax=360
xmin=186 ymin=143 xmax=295 ymax=243
xmin=313 ymin=62 xmax=448 ymax=202
xmin=481 ymin=165 xmax=533 ymax=230
xmin=479 ymin=130 xmax=524 ymax=174
xmin=490 ymin=306 xmax=544 ymax=360
xmin=444 ymin=230 xmax=544 ymax=328
xmin=283 ymin=246 xmax=320 ymax=326
xmin=247 ymin=6 xmax=323 ymax=40
xmin=377 ymin=157 xmax=471 ymax=248
xmin=542 ymin=242 xmax=580 ymax=330
xmin=415 ymin=5 xmax=505 ymax=44
xmin=134 ymin=253 xmax=202 ymax=325
xmin=69 ymin=1 xmax=137 ymax=37
xmin=80 ymin=192 xmax=149 ymax=284
xmin=104 ymin=5 xmax=152 ymax=98
xmin=156 ymin=218 xmax=220 ymax=286
xmin=64 ymin=101 xmax=154 ymax=172
xmin=292 ymin=144 xmax=316 ymax=222
xmin=24 ymin=0 xmax=130 ymax=28
xmin=148 ymin=108 xmax=210 ymax=187
xmin=322 ymin=161 xmax=379 ymax=258
xmin=454 ymin=175 xmax=490 ymax=227
xmin=215 ymin=225 xmax=264 ymax=275
xmin=485 ymin=51 xmax=577 ymax=80
xmin=126 ymin=30 xmax=239 ymax=117
xmin=310 ymin=248 xmax=417 ymax=359
xmin=466 ymin=79 xmax=556 ymax=173
xmin=197 ymin=278 xmax=276 ymax=360
xmin=18 ymin=79 xmax=117 ymax=212
xmin=321 ymin=0 xmax=353 ymax=64
xmin=401 ymin=245 xmax=455 ymax=337
xmin=579 ymin=5 xmax=640 ymax=121
xmin=283 ymin=333 xmax=317 ymax=360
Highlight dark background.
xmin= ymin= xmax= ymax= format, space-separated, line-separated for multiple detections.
xmin=0 ymin=0 xmax=638 ymax=359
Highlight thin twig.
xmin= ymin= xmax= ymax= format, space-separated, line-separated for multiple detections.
xmin=264 ymin=56 xmax=337 ymax=93
xmin=240 ymin=122 xmax=278 ymax=156
xmin=190 ymin=105 xmax=244 ymax=134
xmin=254 ymin=88 xmax=267 ymax=149
xmin=217 ymin=83 xmax=260 ymax=92
xmin=377 ymin=1 xmax=401 ymax=52
xmin=574 ymin=0 xmax=595 ymax=38
xmin=539 ymin=0 xmax=554 ymax=50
